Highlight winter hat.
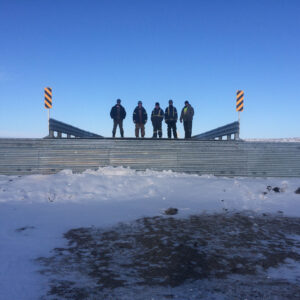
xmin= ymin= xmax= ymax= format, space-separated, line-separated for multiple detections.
xmin=185 ymin=100 xmax=189 ymax=105
xmin=155 ymin=102 xmax=160 ymax=106
xmin=138 ymin=100 xmax=142 ymax=104
xmin=117 ymin=99 xmax=121 ymax=103
xmin=169 ymin=99 xmax=173 ymax=104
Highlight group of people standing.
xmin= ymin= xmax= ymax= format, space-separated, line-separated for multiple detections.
xmin=110 ymin=99 xmax=194 ymax=139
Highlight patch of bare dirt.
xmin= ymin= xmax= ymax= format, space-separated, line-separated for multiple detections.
xmin=37 ymin=212 xmax=300 ymax=299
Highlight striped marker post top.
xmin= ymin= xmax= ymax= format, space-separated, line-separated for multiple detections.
xmin=44 ymin=87 xmax=52 ymax=109
xmin=236 ymin=90 xmax=244 ymax=112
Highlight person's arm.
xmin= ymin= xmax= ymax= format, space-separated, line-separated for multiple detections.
xmin=123 ymin=106 xmax=126 ymax=119
xmin=151 ymin=110 xmax=154 ymax=122
xmin=110 ymin=107 xmax=114 ymax=119
xmin=160 ymin=109 xmax=164 ymax=120
xmin=164 ymin=108 xmax=168 ymax=122
xmin=133 ymin=108 xmax=136 ymax=123
xmin=144 ymin=109 xmax=148 ymax=123
xmin=180 ymin=108 xmax=183 ymax=122
xmin=175 ymin=108 xmax=178 ymax=121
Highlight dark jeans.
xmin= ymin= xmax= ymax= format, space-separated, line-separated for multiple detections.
xmin=112 ymin=119 xmax=124 ymax=137
xmin=167 ymin=121 xmax=177 ymax=138
xmin=152 ymin=120 xmax=162 ymax=138
xmin=183 ymin=120 xmax=192 ymax=138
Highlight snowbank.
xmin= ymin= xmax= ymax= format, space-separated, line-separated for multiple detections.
xmin=1 ymin=166 xmax=299 ymax=216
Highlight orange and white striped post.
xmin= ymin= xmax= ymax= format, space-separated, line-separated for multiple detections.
xmin=236 ymin=90 xmax=244 ymax=139
xmin=44 ymin=87 xmax=52 ymax=133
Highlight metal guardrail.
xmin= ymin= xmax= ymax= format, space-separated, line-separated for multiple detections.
xmin=0 ymin=139 xmax=300 ymax=177
xmin=47 ymin=118 xmax=103 ymax=139
xmin=192 ymin=121 xmax=240 ymax=140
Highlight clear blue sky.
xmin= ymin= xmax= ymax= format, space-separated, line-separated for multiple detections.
xmin=0 ymin=0 xmax=299 ymax=138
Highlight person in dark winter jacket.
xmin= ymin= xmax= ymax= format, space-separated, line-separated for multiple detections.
xmin=180 ymin=100 xmax=194 ymax=139
xmin=133 ymin=101 xmax=148 ymax=138
xmin=151 ymin=102 xmax=164 ymax=138
xmin=164 ymin=99 xmax=178 ymax=139
xmin=110 ymin=99 xmax=126 ymax=138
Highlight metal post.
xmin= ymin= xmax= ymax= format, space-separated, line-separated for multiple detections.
xmin=48 ymin=109 xmax=50 ymax=136
xmin=238 ymin=111 xmax=241 ymax=140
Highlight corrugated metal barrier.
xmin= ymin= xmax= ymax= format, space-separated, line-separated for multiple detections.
xmin=0 ymin=138 xmax=300 ymax=177
xmin=192 ymin=121 xmax=239 ymax=140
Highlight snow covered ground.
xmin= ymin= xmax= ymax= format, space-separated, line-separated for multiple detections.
xmin=245 ymin=137 xmax=300 ymax=142
xmin=0 ymin=167 xmax=300 ymax=299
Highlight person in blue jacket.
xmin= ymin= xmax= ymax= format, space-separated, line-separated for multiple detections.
xmin=164 ymin=99 xmax=178 ymax=139
xmin=110 ymin=99 xmax=126 ymax=138
xmin=151 ymin=102 xmax=164 ymax=138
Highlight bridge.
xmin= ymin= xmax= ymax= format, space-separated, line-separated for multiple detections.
xmin=1 ymin=119 xmax=299 ymax=177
